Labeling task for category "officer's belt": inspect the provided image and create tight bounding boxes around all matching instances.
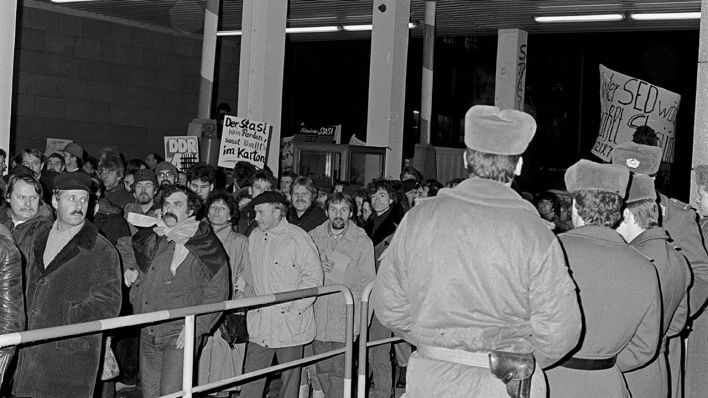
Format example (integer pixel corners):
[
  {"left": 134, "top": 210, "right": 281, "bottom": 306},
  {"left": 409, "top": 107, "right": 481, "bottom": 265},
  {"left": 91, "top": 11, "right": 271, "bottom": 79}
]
[
  {"left": 560, "top": 356, "right": 616, "bottom": 370},
  {"left": 417, "top": 344, "right": 489, "bottom": 368}
]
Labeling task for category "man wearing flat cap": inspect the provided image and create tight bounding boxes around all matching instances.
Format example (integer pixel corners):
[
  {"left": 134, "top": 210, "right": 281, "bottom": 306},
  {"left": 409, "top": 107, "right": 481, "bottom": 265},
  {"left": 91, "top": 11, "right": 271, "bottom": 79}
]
[
  {"left": 617, "top": 173, "right": 691, "bottom": 398},
  {"left": 545, "top": 160, "right": 662, "bottom": 397},
  {"left": 372, "top": 105, "right": 582, "bottom": 397},
  {"left": 13, "top": 172, "right": 123, "bottom": 398},
  {"left": 240, "top": 191, "right": 323, "bottom": 398},
  {"left": 613, "top": 140, "right": 708, "bottom": 398}
]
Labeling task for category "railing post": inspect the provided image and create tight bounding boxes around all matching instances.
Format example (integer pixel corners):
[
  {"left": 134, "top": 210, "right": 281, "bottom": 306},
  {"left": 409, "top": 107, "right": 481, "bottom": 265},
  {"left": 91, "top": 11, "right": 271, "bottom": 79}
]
[
  {"left": 344, "top": 293, "right": 355, "bottom": 398},
  {"left": 358, "top": 282, "right": 375, "bottom": 398},
  {"left": 182, "top": 314, "right": 196, "bottom": 398}
]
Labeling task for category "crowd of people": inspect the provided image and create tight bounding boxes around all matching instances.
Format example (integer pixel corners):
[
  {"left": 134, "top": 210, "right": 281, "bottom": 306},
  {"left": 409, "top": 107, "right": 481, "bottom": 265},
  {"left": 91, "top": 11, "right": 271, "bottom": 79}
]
[
  {"left": 0, "top": 141, "right": 451, "bottom": 398},
  {"left": 0, "top": 103, "right": 707, "bottom": 398}
]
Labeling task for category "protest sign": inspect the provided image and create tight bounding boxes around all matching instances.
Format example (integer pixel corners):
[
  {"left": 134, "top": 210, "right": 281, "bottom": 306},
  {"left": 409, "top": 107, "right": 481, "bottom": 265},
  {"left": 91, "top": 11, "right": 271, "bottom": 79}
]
[
  {"left": 592, "top": 64, "right": 680, "bottom": 163},
  {"left": 280, "top": 136, "right": 294, "bottom": 170},
  {"left": 164, "top": 136, "right": 199, "bottom": 172},
  {"left": 218, "top": 116, "right": 272, "bottom": 169},
  {"left": 293, "top": 124, "right": 341, "bottom": 144},
  {"left": 45, "top": 138, "right": 73, "bottom": 157}
]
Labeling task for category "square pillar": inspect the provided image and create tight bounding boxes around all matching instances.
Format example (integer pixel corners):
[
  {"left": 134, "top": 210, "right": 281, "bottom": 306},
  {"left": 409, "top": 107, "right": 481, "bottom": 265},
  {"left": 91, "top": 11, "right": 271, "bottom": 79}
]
[{"left": 495, "top": 29, "right": 528, "bottom": 111}]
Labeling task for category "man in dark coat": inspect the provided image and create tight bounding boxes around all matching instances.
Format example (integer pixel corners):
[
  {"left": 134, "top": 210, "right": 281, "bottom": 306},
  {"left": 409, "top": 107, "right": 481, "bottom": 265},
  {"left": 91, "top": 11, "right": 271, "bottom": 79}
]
[
  {"left": 13, "top": 172, "right": 123, "bottom": 398},
  {"left": 287, "top": 176, "right": 327, "bottom": 233}
]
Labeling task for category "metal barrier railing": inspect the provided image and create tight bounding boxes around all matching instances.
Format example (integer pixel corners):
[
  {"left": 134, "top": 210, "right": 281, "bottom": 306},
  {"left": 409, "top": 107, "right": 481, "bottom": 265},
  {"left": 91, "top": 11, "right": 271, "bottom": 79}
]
[
  {"left": 357, "top": 281, "right": 403, "bottom": 398},
  {"left": 0, "top": 284, "right": 354, "bottom": 398}
]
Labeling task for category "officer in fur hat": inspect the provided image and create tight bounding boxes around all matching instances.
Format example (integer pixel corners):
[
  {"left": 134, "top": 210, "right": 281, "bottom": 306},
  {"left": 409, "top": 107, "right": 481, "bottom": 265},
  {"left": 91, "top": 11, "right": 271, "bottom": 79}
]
[
  {"left": 546, "top": 160, "right": 662, "bottom": 397},
  {"left": 372, "top": 105, "right": 582, "bottom": 397}
]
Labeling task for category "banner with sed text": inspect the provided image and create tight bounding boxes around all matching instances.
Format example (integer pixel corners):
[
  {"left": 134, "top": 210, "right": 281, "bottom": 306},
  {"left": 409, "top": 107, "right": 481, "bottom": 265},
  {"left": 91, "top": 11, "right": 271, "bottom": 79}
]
[
  {"left": 592, "top": 64, "right": 680, "bottom": 163},
  {"left": 164, "top": 136, "right": 199, "bottom": 172},
  {"left": 218, "top": 116, "right": 272, "bottom": 169}
]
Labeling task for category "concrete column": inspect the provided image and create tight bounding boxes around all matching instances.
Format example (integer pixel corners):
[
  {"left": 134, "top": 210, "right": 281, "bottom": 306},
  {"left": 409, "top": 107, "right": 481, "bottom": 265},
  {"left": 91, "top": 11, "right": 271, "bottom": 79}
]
[
  {"left": 494, "top": 29, "right": 528, "bottom": 111},
  {"left": 197, "top": 0, "right": 220, "bottom": 119},
  {"left": 0, "top": 4, "right": 18, "bottom": 157},
  {"left": 237, "top": 0, "right": 287, "bottom": 173},
  {"left": 366, "top": 0, "right": 411, "bottom": 178},
  {"left": 691, "top": 0, "right": 708, "bottom": 203},
  {"left": 420, "top": 1, "right": 435, "bottom": 145}
]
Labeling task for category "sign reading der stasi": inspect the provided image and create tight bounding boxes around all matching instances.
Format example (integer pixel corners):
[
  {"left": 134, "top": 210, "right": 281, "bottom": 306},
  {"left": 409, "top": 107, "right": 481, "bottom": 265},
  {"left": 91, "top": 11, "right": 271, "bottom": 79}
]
[{"left": 218, "top": 115, "right": 272, "bottom": 169}]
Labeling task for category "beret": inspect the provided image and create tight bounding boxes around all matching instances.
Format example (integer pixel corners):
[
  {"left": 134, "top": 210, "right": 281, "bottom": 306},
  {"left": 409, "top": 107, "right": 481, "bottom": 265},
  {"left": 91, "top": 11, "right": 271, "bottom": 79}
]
[
  {"left": 565, "top": 159, "right": 630, "bottom": 195},
  {"left": 696, "top": 165, "right": 708, "bottom": 187},
  {"left": 626, "top": 174, "right": 657, "bottom": 203},
  {"left": 54, "top": 172, "right": 91, "bottom": 192},
  {"left": 464, "top": 105, "right": 537, "bottom": 155},
  {"left": 611, "top": 142, "right": 662, "bottom": 175},
  {"left": 155, "top": 161, "right": 178, "bottom": 175},
  {"left": 62, "top": 142, "right": 84, "bottom": 159},
  {"left": 133, "top": 169, "right": 157, "bottom": 186},
  {"left": 250, "top": 191, "right": 286, "bottom": 207}
]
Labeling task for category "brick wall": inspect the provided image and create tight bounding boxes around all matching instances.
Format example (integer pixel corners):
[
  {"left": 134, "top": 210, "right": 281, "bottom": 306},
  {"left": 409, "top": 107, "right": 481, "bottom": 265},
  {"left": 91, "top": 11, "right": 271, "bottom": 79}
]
[{"left": 13, "top": 4, "right": 239, "bottom": 162}]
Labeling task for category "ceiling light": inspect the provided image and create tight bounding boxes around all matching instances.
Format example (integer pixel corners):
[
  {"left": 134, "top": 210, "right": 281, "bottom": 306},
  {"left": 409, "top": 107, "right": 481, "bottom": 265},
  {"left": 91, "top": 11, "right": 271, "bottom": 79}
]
[
  {"left": 343, "top": 22, "right": 417, "bottom": 31},
  {"left": 285, "top": 26, "right": 340, "bottom": 34},
  {"left": 535, "top": 14, "right": 625, "bottom": 23},
  {"left": 217, "top": 30, "right": 242, "bottom": 37},
  {"left": 630, "top": 12, "right": 700, "bottom": 20},
  {"left": 51, "top": 0, "right": 97, "bottom": 2}
]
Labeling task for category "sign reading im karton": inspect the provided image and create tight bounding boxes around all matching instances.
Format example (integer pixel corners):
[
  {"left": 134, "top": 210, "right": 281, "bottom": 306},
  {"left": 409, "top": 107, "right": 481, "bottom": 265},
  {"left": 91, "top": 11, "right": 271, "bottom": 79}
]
[
  {"left": 218, "top": 115, "right": 272, "bottom": 169},
  {"left": 592, "top": 64, "right": 680, "bottom": 163}
]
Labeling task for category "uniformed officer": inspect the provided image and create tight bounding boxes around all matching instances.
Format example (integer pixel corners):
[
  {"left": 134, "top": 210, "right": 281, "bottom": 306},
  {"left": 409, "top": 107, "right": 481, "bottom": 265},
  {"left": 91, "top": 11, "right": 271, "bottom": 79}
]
[
  {"left": 372, "top": 105, "right": 582, "bottom": 397},
  {"left": 546, "top": 159, "right": 662, "bottom": 397},
  {"left": 616, "top": 173, "right": 691, "bottom": 398}
]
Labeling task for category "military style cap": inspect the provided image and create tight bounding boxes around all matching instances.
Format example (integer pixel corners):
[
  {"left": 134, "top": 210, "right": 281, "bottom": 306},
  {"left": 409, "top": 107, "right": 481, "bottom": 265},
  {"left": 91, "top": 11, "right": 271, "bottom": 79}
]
[
  {"left": 611, "top": 142, "right": 662, "bottom": 175},
  {"left": 250, "top": 191, "right": 286, "bottom": 207},
  {"left": 62, "top": 142, "right": 84, "bottom": 159},
  {"left": 54, "top": 172, "right": 91, "bottom": 192},
  {"left": 154, "top": 161, "right": 178, "bottom": 175},
  {"left": 626, "top": 174, "right": 657, "bottom": 203},
  {"left": 133, "top": 169, "right": 157, "bottom": 186},
  {"left": 696, "top": 165, "right": 708, "bottom": 187},
  {"left": 564, "top": 159, "right": 630, "bottom": 195},
  {"left": 464, "top": 105, "right": 537, "bottom": 155}
]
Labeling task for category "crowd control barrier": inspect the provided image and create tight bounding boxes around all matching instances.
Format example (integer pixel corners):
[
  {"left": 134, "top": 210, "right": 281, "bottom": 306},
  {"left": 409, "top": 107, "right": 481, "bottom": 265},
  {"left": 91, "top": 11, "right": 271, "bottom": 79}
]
[
  {"left": 357, "top": 281, "right": 404, "bottom": 398},
  {"left": 0, "top": 284, "right": 354, "bottom": 398}
]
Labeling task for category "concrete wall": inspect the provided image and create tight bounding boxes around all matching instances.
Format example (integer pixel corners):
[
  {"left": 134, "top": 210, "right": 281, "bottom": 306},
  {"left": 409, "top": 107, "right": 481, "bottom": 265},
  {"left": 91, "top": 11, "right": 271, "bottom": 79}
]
[{"left": 12, "top": 4, "right": 239, "bottom": 162}]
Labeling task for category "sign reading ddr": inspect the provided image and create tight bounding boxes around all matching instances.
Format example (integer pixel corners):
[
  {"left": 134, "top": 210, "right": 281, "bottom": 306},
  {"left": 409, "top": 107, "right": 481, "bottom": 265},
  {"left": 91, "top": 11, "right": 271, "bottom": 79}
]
[
  {"left": 164, "top": 136, "right": 199, "bottom": 172},
  {"left": 592, "top": 64, "right": 680, "bottom": 163},
  {"left": 218, "top": 115, "right": 272, "bottom": 169}
]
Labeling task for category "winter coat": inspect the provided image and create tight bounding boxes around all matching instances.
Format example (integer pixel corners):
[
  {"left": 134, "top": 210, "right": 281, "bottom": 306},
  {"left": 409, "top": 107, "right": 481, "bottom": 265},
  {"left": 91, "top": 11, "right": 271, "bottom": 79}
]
[
  {"left": 0, "top": 206, "right": 53, "bottom": 265},
  {"left": 0, "top": 229, "right": 24, "bottom": 383},
  {"left": 686, "top": 217, "right": 708, "bottom": 398},
  {"left": 287, "top": 203, "right": 327, "bottom": 233},
  {"left": 624, "top": 227, "right": 691, "bottom": 398},
  {"left": 546, "top": 225, "right": 662, "bottom": 398},
  {"left": 372, "top": 178, "right": 581, "bottom": 397},
  {"left": 310, "top": 220, "right": 376, "bottom": 341},
  {"left": 246, "top": 218, "right": 323, "bottom": 348},
  {"left": 13, "top": 221, "right": 122, "bottom": 398}
]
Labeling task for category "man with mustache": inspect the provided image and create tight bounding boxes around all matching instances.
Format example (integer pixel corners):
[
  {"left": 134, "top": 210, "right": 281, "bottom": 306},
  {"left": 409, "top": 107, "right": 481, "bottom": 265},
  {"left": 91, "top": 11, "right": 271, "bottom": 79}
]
[
  {"left": 309, "top": 192, "right": 376, "bottom": 398},
  {"left": 120, "top": 185, "right": 229, "bottom": 398},
  {"left": 13, "top": 172, "right": 123, "bottom": 398},
  {"left": 154, "top": 161, "right": 178, "bottom": 187},
  {"left": 287, "top": 176, "right": 327, "bottom": 233}
]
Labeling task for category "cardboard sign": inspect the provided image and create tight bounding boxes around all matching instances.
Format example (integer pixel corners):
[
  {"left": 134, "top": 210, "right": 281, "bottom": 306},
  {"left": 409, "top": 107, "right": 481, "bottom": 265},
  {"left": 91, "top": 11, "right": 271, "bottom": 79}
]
[
  {"left": 280, "top": 136, "right": 294, "bottom": 170},
  {"left": 218, "top": 116, "right": 272, "bottom": 169},
  {"left": 45, "top": 138, "right": 73, "bottom": 157},
  {"left": 164, "top": 136, "right": 199, "bottom": 172},
  {"left": 592, "top": 64, "right": 680, "bottom": 163},
  {"left": 293, "top": 124, "right": 341, "bottom": 144}
]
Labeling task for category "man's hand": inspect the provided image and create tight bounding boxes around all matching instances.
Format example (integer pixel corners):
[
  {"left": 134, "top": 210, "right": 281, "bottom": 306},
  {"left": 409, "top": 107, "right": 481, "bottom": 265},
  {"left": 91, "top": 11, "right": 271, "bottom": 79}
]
[
  {"left": 124, "top": 269, "right": 139, "bottom": 287},
  {"left": 321, "top": 254, "right": 334, "bottom": 273},
  {"left": 176, "top": 327, "right": 185, "bottom": 349}
]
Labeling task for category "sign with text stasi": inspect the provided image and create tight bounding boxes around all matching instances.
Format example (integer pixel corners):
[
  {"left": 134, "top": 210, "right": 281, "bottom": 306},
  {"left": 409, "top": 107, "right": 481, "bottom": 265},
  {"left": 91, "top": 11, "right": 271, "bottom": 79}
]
[
  {"left": 218, "top": 115, "right": 272, "bottom": 169},
  {"left": 592, "top": 64, "right": 680, "bottom": 163}
]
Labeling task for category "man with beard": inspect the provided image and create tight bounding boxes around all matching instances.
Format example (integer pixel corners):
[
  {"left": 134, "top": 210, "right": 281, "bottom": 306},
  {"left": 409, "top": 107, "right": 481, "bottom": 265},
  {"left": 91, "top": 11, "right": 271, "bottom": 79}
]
[
  {"left": 154, "top": 161, "right": 178, "bottom": 187},
  {"left": 240, "top": 191, "right": 323, "bottom": 398},
  {"left": 287, "top": 177, "right": 327, "bottom": 233},
  {"left": 309, "top": 192, "right": 376, "bottom": 397},
  {"left": 124, "top": 169, "right": 160, "bottom": 217},
  {"left": 13, "top": 172, "right": 123, "bottom": 398},
  {"left": 121, "top": 185, "right": 229, "bottom": 398}
]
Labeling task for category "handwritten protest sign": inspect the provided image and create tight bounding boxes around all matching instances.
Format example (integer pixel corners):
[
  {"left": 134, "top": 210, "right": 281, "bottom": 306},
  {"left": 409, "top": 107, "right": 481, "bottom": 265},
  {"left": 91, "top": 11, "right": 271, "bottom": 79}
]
[
  {"left": 592, "top": 64, "right": 680, "bottom": 163},
  {"left": 164, "top": 136, "right": 199, "bottom": 172},
  {"left": 218, "top": 116, "right": 272, "bottom": 169},
  {"left": 280, "top": 136, "right": 294, "bottom": 170},
  {"left": 45, "top": 138, "right": 73, "bottom": 157}
]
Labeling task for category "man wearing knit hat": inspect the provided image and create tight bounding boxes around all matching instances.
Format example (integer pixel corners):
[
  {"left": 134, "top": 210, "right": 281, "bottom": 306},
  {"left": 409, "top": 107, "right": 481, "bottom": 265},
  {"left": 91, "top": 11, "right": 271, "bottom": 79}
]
[
  {"left": 61, "top": 142, "right": 84, "bottom": 173},
  {"left": 372, "top": 105, "right": 581, "bottom": 397},
  {"left": 240, "top": 191, "right": 323, "bottom": 398},
  {"left": 124, "top": 169, "right": 160, "bottom": 217},
  {"left": 155, "top": 161, "right": 178, "bottom": 187},
  {"left": 617, "top": 173, "right": 691, "bottom": 398},
  {"left": 545, "top": 160, "right": 662, "bottom": 397},
  {"left": 13, "top": 172, "right": 122, "bottom": 398}
]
